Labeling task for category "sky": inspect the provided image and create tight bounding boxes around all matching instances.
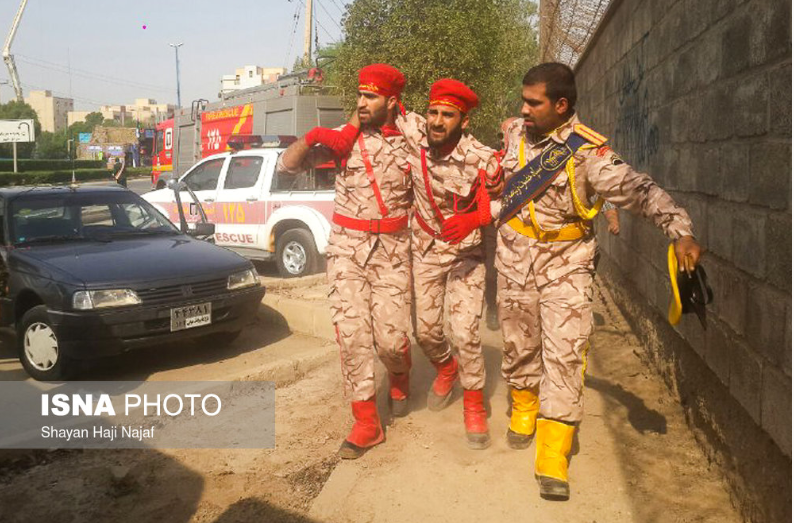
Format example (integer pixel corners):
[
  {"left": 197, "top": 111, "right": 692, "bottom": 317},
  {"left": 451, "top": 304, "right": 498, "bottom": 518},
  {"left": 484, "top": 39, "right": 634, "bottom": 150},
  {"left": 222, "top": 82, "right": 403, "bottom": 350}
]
[{"left": 0, "top": 0, "right": 345, "bottom": 110}]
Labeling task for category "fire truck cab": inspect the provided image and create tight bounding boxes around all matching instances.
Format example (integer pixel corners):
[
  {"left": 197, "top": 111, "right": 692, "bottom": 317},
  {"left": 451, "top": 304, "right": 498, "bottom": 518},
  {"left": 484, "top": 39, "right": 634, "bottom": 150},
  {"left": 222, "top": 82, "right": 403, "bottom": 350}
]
[
  {"left": 151, "top": 119, "right": 174, "bottom": 189},
  {"left": 143, "top": 135, "right": 335, "bottom": 278}
]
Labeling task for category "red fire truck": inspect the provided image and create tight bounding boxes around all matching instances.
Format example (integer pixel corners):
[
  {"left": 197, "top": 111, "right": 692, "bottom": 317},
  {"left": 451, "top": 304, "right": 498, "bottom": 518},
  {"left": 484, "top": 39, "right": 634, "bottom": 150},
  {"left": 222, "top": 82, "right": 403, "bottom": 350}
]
[
  {"left": 151, "top": 103, "right": 256, "bottom": 189},
  {"left": 150, "top": 74, "right": 345, "bottom": 189},
  {"left": 151, "top": 118, "right": 174, "bottom": 188}
]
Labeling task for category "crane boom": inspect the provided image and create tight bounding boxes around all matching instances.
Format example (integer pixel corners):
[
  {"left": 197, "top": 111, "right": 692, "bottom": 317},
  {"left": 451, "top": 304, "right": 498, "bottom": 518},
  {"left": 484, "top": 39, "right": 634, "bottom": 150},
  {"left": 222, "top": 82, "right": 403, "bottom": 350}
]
[{"left": 3, "top": 0, "right": 29, "bottom": 102}]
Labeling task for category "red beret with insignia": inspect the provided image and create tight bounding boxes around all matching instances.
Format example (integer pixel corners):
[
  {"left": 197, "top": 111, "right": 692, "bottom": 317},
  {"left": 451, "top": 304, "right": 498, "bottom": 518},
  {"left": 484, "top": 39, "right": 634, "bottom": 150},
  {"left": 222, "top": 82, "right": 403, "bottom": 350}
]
[
  {"left": 358, "top": 64, "right": 405, "bottom": 98},
  {"left": 429, "top": 78, "right": 479, "bottom": 114}
]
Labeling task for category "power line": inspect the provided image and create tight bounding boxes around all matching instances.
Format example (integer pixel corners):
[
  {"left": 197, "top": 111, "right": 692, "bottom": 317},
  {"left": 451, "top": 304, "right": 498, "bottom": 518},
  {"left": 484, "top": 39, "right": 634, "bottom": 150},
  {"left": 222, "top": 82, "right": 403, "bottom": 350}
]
[
  {"left": 329, "top": 0, "right": 347, "bottom": 15},
  {"left": 17, "top": 57, "right": 174, "bottom": 95},
  {"left": 283, "top": 0, "right": 303, "bottom": 69},
  {"left": 315, "top": 0, "right": 343, "bottom": 31},
  {"left": 296, "top": 0, "right": 340, "bottom": 44},
  {"left": 16, "top": 53, "right": 173, "bottom": 93},
  {"left": 315, "top": 18, "right": 338, "bottom": 43},
  {"left": 20, "top": 81, "right": 120, "bottom": 109}
]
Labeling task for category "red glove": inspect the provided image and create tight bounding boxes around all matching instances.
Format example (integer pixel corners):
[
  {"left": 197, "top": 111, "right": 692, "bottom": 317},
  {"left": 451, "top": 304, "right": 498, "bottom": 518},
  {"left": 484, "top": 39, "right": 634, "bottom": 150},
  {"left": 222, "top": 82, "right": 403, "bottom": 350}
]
[
  {"left": 441, "top": 212, "right": 483, "bottom": 244},
  {"left": 442, "top": 175, "right": 493, "bottom": 244},
  {"left": 304, "top": 123, "right": 359, "bottom": 159},
  {"left": 441, "top": 184, "right": 491, "bottom": 245}
]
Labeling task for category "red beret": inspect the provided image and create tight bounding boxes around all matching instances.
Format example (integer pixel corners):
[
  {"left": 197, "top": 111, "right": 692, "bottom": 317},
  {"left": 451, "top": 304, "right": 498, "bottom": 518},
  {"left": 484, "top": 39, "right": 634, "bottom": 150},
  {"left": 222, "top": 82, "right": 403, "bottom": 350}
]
[
  {"left": 358, "top": 64, "right": 405, "bottom": 98},
  {"left": 429, "top": 78, "right": 479, "bottom": 114}
]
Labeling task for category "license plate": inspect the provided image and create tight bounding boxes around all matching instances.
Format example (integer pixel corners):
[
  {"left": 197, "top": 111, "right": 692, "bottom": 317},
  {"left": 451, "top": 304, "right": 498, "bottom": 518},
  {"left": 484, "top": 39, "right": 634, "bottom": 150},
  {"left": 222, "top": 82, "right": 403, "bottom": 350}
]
[{"left": 170, "top": 302, "right": 212, "bottom": 332}]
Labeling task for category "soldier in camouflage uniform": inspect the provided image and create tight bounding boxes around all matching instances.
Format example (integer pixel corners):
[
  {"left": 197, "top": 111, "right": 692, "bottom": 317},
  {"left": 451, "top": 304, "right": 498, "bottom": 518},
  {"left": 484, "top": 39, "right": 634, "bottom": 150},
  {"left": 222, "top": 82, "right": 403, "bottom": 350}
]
[
  {"left": 493, "top": 63, "right": 702, "bottom": 499},
  {"left": 278, "top": 64, "right": 413, "bottom": 460},
  {"left": 396, "top": 79, "right": 502, "bottom": 449}
]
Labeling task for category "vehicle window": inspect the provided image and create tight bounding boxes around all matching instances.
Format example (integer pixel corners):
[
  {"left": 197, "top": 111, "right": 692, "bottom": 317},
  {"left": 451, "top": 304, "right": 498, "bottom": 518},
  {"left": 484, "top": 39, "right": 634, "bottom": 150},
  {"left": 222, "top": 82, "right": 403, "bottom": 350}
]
[
  {"left": 13, "top": 200, "right": 76, "bottom": 243},
  {"left": 10, "top": 192, "right": 177, "bottom": 244},
  {"left": 224, "top": 156, "right": 263, "bottom": 189},
  {"left": 121, "top": 202, "right": 164, "bottom": 229},
  {"left": 272, "top": 166, "right": 337, "bottom": 192},
  {"left": 184, "top": 158, "right": 224, "bottom": 191},
  {"left": 154, "top": 130, "right": 163, "bottom": 155},
  {"left": 314, "top": 167, "right": 336, "bottom": 191},
  {"left": 81, "top": 205, "right": 115, "bottom": 226}
]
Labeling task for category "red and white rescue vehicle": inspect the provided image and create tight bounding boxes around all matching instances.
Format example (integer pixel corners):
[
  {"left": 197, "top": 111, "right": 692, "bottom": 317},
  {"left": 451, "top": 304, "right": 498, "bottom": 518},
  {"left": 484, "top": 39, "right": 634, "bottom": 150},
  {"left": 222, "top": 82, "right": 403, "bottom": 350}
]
[{"left": 143, "top": 135, "right": 336, "bottom": 278}]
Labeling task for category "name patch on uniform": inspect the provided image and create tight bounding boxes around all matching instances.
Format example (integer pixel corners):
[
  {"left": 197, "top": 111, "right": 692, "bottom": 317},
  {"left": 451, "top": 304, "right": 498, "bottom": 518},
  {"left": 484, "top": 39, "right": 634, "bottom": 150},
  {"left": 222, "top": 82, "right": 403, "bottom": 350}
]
[{"left": 499, "top": 133, "right": 589, "bottom": 222}]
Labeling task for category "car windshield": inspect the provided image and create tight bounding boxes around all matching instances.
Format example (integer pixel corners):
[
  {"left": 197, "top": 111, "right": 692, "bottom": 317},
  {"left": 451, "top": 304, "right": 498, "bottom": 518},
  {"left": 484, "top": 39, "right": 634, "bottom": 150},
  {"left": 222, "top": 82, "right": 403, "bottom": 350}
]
[{"left": 10, "top": 191, "right": 179, "bottom": 245}]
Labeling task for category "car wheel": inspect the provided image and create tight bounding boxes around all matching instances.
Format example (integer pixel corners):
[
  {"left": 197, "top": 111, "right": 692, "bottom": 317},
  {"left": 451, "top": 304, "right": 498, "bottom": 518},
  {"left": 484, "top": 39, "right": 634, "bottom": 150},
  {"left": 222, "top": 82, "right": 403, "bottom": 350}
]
[
  {"left": 200, "top": 330, "right": 242, "bottom": 347},
  {"left": 18, "top": 305, "right": 72, "bottom": 381},
  {"left": 276, "top": 228, "right": 318, "bottom": 278}
]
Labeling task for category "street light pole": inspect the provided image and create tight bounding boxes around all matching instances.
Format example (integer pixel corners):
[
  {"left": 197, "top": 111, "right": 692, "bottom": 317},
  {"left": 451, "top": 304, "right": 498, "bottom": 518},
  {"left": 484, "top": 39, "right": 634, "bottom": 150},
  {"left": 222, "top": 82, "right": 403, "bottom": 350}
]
[{"left": 169, "top": 42, "right": 183, "bottom": 108}]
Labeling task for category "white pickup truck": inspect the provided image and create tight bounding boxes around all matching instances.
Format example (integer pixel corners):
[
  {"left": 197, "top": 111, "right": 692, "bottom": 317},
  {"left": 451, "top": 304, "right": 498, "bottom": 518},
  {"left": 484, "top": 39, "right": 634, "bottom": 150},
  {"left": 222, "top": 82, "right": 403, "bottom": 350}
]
[{"left": 143, "top": 136, "right": 335, "bottom": 278}]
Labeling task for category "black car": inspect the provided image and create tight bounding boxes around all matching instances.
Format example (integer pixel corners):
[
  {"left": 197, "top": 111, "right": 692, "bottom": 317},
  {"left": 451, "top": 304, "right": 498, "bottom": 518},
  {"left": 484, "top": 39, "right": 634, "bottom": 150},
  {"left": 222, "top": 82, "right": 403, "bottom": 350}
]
[{"left": 0, "top": 185, "right": 265, "bottom": 380}]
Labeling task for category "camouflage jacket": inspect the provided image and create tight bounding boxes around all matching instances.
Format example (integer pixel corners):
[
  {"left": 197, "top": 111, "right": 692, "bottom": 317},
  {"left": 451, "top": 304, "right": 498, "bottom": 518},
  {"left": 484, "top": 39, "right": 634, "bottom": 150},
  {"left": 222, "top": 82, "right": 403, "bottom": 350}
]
[
  {"left": 397, "top": 112, "right": 499, "bottom": 262},
  {"left": 277, "top": 128, "right": 412, "bottom": 267},
  {"left": 493, "top": 114, "right": 694, "bottom": 286}
]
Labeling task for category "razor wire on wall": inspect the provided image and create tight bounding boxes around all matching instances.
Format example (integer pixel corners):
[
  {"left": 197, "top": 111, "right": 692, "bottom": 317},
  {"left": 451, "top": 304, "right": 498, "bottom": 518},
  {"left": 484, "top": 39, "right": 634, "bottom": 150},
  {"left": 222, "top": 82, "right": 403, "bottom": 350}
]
[{"left": 539, "top": 0, "right": 611, "bottom": 66}]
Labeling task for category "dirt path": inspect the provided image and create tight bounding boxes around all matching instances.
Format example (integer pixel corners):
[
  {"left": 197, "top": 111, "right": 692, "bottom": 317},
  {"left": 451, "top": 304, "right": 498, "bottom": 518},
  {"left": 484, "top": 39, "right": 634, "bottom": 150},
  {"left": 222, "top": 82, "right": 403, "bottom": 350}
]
[
  {"left": 0, "top": 331, "right": 346, "bottom": 523},
  {"left": 308, "top": 280, "right": 741, "bottom": 523},
  {"left": 0, "top": 280, "right": 741, "bottom": 522}
]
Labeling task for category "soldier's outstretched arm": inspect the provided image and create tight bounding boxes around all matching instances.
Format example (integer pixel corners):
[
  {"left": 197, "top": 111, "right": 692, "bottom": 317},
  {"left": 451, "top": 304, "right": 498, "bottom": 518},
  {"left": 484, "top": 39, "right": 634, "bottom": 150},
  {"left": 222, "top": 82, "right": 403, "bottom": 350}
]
[
  {"left": 394, "top": 112, "right": 424, "bottom": 154},
  {"left": 279, "top": 114, "right": 361, "bottom": 174},
  {"left": 278, "top": 136, "right": 336, "bottom": 174},
  {"left": 586, "top": 151, "right": 702, "bottom": 271}
]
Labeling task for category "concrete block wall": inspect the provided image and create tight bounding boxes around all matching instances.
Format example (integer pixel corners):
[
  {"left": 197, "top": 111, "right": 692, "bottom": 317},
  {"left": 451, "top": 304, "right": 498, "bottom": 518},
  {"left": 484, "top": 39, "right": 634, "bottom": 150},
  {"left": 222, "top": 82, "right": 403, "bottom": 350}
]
[{"left": 574, "top": 0, "right": 790, "bottom": 520}]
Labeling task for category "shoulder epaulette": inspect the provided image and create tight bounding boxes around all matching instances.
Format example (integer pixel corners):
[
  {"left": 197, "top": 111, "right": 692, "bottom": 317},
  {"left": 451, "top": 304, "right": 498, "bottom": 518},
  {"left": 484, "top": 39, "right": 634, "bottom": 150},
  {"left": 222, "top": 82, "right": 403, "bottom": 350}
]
[{"left": 573, "top": 123, "right": 607, "bottom": 146}]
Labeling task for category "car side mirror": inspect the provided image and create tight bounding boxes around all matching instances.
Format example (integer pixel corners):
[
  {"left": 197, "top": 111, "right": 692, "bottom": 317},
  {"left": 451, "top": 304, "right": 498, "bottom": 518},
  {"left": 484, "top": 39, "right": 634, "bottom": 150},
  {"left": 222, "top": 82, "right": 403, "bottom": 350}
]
[
  {"left": 166, "top": 178, "right": 179, "bottom": 191},
  {"left": 189, "top": 222, "right": 215, "bottom": 237}
]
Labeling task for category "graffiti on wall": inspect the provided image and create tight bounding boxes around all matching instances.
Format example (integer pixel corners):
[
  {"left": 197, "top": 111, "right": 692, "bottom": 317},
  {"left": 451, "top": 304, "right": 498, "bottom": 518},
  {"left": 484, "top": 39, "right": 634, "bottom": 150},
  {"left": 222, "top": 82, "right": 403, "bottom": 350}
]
[{"left": 614, "top": 36, "right": 658, "bottom": 168}]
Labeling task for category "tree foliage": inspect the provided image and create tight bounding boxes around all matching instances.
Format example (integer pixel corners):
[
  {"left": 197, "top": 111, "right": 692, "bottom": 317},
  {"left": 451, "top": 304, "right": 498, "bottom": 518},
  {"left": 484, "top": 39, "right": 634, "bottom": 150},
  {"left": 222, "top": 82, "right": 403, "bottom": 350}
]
[
  {"left": 0, "top": 101, "right": 41, "bottom": 159},
  {"left": 34, "top": 131, "right": 72, "bottom": 159},
  {"left": 332, "top": 0, "right": 539, "bottom": 146},
  {"left": 67, "top": 111, "right": 105, "bottom": 136}
]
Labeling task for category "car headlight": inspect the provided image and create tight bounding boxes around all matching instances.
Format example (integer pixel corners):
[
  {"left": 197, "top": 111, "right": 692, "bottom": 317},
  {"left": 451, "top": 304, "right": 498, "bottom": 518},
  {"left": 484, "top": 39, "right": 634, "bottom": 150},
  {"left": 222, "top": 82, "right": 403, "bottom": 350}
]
[
  {"left": 228, "top": 268, "right": 259, "bottom": 290},
  {"left": 73, "top": 289, "right": 142, "bottom": 310}
]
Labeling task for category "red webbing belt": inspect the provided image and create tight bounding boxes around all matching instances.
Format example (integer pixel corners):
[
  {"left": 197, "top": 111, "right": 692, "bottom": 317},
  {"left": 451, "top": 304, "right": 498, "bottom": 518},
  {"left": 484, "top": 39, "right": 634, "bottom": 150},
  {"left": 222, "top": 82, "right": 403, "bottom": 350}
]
[
  {"left": 333, "top": 212, "right": 408, "bottom": 234},
  {"left": 414, "top": 212, "right": 444, "bottom": 240},
  {"left": 358, "top": 134, "right": 389, "bottom": 217},
  {"left": 420, "top": 148, "right": 446, "bottom": 223}
]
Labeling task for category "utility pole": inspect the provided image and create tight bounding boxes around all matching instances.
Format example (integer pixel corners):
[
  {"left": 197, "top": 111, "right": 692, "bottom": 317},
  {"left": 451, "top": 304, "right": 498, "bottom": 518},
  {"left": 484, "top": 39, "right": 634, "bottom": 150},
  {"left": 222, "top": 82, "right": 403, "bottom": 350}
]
[
  {"left": 169, "top": 43, "right": 183, "bottom": 108},
  {"left": 303, "top": 0, "right": 313, "bottom": 67}
]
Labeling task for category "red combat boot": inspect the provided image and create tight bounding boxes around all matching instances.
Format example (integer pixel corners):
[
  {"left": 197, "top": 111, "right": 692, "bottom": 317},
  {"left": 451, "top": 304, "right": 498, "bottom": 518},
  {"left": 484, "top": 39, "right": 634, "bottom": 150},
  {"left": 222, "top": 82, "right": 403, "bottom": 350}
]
[
  {"left": 338, "top": 398, "right": 385, "bottom": 460},
  {"left": 463, "top": 389, "right": 491, "bottom": 450},
  {"left": 389, "top": 341, "right": 412, "bottom": 418},
  {"left": 389, "top": 372, "right": 410, "bottom": 418},
  {"left": 427, "top": 355, "right": 459, "bottom": 411}
]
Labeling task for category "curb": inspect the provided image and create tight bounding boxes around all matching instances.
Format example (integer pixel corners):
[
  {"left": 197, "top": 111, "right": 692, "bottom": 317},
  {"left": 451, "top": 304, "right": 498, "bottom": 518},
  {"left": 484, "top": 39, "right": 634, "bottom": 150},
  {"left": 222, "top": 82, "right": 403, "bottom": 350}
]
[
  {"left": 259, "top": 294, "right": 334, "bottom": 341},
  {"left": 237, "top": 341, "right": 337, "bottom": 388}
]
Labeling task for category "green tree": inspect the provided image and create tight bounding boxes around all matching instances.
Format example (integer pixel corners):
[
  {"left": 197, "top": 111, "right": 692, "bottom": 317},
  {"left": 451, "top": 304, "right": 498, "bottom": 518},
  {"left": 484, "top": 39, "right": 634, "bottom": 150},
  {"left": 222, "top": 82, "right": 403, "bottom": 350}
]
[
  {"left": 34, "top": 131, "right": 69, "bottom": 159},
  {"left": 332, "top": 0, "right": 538, "bottom": 145},
  {"left": 85, "top": 111, "right": 104, "bottom": 127},
  {"left": 68, "top": 111, "right": 105, "bottom": 136},
  {"left": 316, "top": 41, "right": 343, "bottom": 87},
  {"left": 0, "top": 100, "right": 41, "bottom": 159}
]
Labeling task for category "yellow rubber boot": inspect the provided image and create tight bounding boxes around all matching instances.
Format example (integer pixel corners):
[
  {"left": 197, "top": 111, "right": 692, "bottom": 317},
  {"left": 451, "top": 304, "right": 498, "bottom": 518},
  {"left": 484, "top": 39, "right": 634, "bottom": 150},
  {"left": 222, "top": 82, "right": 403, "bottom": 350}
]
[
  {"left": 535, "top": 418, "right": 575, "bottom": 500},
  {"left": 506, "top": 388, "right": 540, "bottom": 450}
]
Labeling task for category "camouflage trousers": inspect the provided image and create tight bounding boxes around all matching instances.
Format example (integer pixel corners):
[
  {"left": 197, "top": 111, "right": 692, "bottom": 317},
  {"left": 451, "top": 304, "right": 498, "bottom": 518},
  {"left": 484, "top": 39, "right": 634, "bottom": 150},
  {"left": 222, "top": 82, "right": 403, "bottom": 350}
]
[
  {"left": 328, "top": 251, "right": 412, "bottom": 402},
  {"left": 413, "top": 246, "right": 486, "bottom": 391},
  {"left": 497, "top": 268, "right": 594, "bottom": 422}
]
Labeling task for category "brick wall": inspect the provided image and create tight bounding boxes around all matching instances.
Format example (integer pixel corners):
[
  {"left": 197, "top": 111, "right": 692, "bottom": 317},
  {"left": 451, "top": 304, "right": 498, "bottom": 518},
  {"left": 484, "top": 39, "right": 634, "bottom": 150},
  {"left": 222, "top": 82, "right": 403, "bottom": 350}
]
[{"left": 574, "top": 0, "right": 791, "bottom": 520}]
